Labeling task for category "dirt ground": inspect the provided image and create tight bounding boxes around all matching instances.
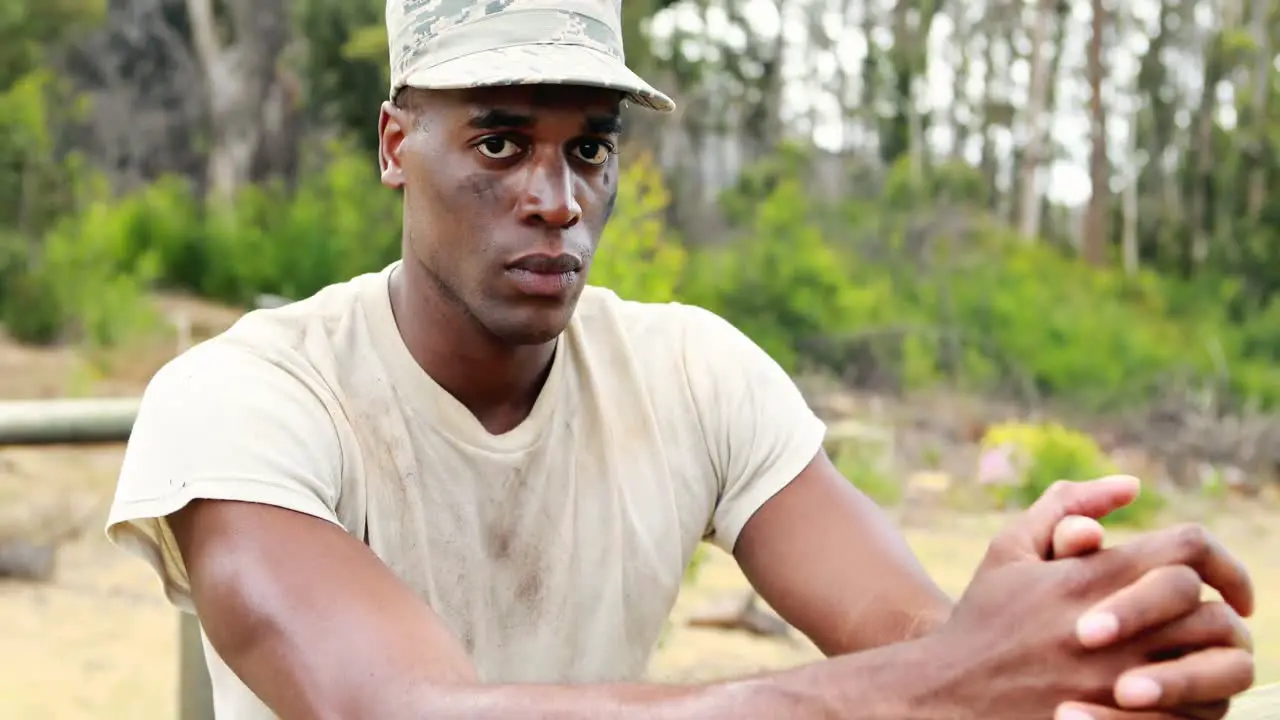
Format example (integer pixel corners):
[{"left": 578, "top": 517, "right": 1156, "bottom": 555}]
[{"left": 1, "top": 296, "right": 1278, "bottom": 718}]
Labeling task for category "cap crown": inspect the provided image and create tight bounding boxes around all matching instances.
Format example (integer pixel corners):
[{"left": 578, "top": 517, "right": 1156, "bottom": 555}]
[{"left": 387, "top": 0, "right": 627, "bottom": 88}]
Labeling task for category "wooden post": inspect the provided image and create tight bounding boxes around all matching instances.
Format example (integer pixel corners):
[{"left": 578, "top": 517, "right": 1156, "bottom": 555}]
[{"left": 179, "top": 613, "right": 215, "bottom": 720}]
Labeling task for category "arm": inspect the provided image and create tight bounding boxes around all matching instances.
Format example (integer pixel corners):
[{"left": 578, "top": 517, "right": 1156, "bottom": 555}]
[
  {"left": 172, "top": 496, "right": 957, "bottom": 720},
  {"left": 673, "top": 306, "right": 950, "bottom": 655},
  {"left": 734, "top": 449, "right": 953, "bottom": 655},
  {"left": 105, "top": 338, "right": 965, "bottom": 719}
]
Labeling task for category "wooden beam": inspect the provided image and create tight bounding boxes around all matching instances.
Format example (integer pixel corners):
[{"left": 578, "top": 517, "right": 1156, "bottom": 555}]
[
  {"left": 0, "top": 398, "right": 215, "bottom": 718},
  {"left": 1230, "top": 683, "right": 1280, "bottom": 720},
  {"left": 0, "top": 399, "right": 1273, "bottom": 717},
  {"left": 0, "top": 398, "right": 139, "bottom": 445}
]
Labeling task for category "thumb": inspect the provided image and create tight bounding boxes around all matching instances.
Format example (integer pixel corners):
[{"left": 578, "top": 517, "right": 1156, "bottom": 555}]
[
  {"left": 986, "top": 475, "right": 1140, "bottom": 566},
  {"left": 1050, "top": 514, "right": 1106, "bottom": 560}
]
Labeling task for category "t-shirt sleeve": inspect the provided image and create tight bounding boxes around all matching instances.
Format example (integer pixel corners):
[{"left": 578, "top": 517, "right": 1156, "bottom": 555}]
[
  {"left": 677, "top": 305, "right": 828, "bottom": 554},
  {"left": 104, "top": 342, "right": 345, "bottom": 613}
]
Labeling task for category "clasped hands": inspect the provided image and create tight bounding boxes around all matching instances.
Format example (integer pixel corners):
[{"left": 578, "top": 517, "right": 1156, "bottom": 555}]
[{"left": 956, "top": 475, "right": 1255, "bottom": 720}]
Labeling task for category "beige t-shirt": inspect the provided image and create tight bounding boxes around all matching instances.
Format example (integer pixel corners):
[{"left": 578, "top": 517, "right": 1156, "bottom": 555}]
[{"left": 105, "top": 261, "right": 826, "bottom": 718}]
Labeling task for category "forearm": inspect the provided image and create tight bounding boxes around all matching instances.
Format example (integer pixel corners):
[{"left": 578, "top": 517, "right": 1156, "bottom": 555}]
[
  {"left": 820, "top": 596, "right": 954, "bottom": 657},
  {"left": 395, "top": 636, "right": 960, "bottom": 720}
]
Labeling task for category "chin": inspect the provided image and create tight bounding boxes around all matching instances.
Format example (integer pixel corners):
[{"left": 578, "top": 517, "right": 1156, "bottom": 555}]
[{"left": 483, "top": 306, "right": 575, "bottom": 346}]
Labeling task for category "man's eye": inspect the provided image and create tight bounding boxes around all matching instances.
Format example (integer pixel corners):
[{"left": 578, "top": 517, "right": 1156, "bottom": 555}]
[
  {"left": 573, "top": 141, "right": 614, "bottom": 166},
  {"left": 476, "top": 137, "right": 521, "bottom": 159}
]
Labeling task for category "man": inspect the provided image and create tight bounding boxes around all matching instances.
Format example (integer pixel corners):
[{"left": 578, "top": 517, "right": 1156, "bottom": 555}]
[{"left": 105, "top": 1, "right": 1255, "bottom": 718}]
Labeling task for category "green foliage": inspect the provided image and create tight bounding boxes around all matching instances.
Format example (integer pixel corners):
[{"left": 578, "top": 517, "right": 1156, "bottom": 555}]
[
  {"left": 6, "top": 124, "right": 1280, "bottom": 428},
  {"left": 590, "top": 152, "right": 687, "bottom": 303},
  {"left": 4, "top": 165, "right": 163, "bottom": 348},
  {"left": 296, "top": 0, "right": 388, "bottom": 152},
  {"left": 195, "top": 139, "right": 402, "bottom": 304},
  {"left": 687, "top": 152, "right": 1280, "bottom": 413},
  {"left": 0, "top": 138, "right": 400, "bottom": 347},
  {"left": 830, "top": 440, "right": 902, "bottom": 506},
  {"left": 980, "top": 421, "right": 1164, "bottom": 528},
  {"left": 683, "top": 178, "right": 881, "bottom": 372}
]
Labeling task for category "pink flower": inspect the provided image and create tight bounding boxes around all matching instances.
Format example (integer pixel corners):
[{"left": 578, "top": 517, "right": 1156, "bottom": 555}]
[{"left": 977, "top": 445, "right": 1019, "bottom": 485}]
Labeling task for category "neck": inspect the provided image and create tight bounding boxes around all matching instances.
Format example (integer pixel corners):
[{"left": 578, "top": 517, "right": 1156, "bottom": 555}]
[{"left": 388, "top": 261, "right": 557, "bottom": 434}]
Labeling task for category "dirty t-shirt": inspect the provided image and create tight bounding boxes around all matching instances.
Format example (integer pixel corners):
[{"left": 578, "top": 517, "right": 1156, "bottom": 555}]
[{"left": 104, "top": 260, "right": 827, "bottom": 718}]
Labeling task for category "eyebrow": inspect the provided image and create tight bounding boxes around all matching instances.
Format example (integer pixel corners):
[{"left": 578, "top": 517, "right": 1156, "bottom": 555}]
[
  {"left": 467, "top": 109, "right": 534, "bottom": 130},
  {"left": 465, "top": 109, "right": 623, "bottom": 135},
  {"left": 585, "top": 114, "right": 623, "bottom": 136}
]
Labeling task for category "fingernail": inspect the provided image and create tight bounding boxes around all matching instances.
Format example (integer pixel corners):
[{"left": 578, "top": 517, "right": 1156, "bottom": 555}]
[
  {"left": 1055, "top": 707, "right": 1095, "bottom": 720},
  {"left": 1075, "top": 611, "right": 1119, "bottom": 647},
  {"left": 1116, "top": 675, "right": 1162, "bottom": 707}
]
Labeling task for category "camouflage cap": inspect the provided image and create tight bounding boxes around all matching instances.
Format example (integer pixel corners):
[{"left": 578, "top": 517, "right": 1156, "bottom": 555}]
[{"left": 386, "top": 0, "right": 676, "bottom": 112}]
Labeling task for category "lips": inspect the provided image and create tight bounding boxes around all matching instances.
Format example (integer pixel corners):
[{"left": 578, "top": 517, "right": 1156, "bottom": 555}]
[{"left": 505, "top": 253, "right": 583, "bottom": 298}]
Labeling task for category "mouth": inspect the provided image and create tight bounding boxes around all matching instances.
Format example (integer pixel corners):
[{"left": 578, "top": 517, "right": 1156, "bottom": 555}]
[{"left": 504, "top": 253, "right": 583, "bottom": 299}]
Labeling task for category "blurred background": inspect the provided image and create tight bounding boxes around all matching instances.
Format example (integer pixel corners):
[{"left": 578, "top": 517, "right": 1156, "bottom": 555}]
[{"left": 1, "top": 0, "right": 1278, "bottom": 716}]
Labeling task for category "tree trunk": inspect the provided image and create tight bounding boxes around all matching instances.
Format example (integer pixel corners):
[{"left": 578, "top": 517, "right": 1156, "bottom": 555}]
[
  {"left": 1082, "top": 0, "right": 1109, "bottom": 266},
  {"left": 1017, "top": 0, "right": 1054, "bottom": 241},
  {"left": 1246, "top": 0, "right": 1270, "bottom": 218},
  {"left": 186, "top": 0, "right": 292, "bottom": 203}
]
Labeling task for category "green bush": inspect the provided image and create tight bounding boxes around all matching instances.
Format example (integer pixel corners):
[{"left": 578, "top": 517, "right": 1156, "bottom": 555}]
[
  {"left": 682, "top": 178, "right": 880, "bottom": 372},
  {"left": 830, "top": 440, "right": 902, "bottom": 507},
  {"left": 2, "top": 170, "right": 164, "bottom": 348},
  {"left": 6, "top": 135, "right": 1280, "bottom": 422},
  {"left": 980, "top": 420, "right": 1164, "bottom": 528},
  {"left": 590, "top": 152, "right": 687, "bottom": 303},
  {"left": 196, "top": 138, "right": 403, "bottom": 304}
]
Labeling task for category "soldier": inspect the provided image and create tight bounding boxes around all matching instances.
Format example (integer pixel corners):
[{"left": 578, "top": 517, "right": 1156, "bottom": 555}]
[{"left": 105, "top": 1, "right": 1255, "bottom": 718}]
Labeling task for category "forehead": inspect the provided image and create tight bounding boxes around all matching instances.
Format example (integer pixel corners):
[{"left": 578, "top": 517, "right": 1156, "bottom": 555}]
[{"left": 419, "top": 85, "right": 623, "bottom": 120}]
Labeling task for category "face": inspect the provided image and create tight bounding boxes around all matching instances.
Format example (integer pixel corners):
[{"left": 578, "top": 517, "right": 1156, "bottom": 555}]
[{"left": 378, "top": 84, "right": 623, "bottom": 347}]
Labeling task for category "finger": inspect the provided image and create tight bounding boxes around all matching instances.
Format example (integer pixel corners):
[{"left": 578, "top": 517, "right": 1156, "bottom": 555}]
[
  {"left": 1171, "top": 701, "right": 1232, "bottom": 720},
  {"left": 1092, "top": 524, "right": 1254, "bottom": 618},
  {"left": 1057, "top": 701, "right": 1230, "bottom": 720},
  {"left": 1053, "top": 514, "right": 1107, "bottom": 560},
  {"left": 1075, "top": 565, "right": 1203, "bottom": 649},
  {"left": 1054, "top": 702, "right": 1178, "bottom": 720},
  {"left": 1114, "top": 647, "right": 1255, "bottom": 709},
  {"left": 1139, "top": 601, "right": 1253, "bottom": 657},
  {"left": 1174, "top": 701, "right": 1231, "bottom": 720},
  {"left": 988, "top": 475, "right": 1140, "bottom": 564}
]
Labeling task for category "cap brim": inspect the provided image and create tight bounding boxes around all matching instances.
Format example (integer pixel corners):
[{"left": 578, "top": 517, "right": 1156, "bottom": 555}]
[{"left": 397, "top": 43, "right": 675, "bottom": 113}]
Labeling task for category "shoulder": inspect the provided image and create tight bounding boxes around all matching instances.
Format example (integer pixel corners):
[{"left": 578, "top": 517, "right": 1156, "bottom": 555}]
[
  {"left": 153, "top": 266, "right": 389, "bottom": 395},
  {"left": 216, "top": 269, "right": 382, "bottom": 359},
  {"left": 132, "top": 268, "right": 395, "bottom": 462},
  {"left": 571, "top": 286, "right": 795, "bottom": 418},
  {"left": 574, "top": 285, "right": 749, "bottom": 357}
]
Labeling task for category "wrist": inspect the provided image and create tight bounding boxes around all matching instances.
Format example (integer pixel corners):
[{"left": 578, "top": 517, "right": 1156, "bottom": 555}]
[
  {"left": 743, "top": 634, "right": 973, "bottom": 720},
  {"left": 904, "top": 631, "right": 977, "bottom": 719}
]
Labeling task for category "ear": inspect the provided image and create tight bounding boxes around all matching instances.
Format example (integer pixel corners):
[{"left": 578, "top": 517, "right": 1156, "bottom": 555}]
[{"left": 379, "top": 101, "right": 409, "bottom": 189}]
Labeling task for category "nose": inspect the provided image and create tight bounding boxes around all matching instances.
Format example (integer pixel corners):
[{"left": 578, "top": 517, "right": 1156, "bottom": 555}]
[{"left": 517, "top": 153, "right": 582, "bottom": 229}]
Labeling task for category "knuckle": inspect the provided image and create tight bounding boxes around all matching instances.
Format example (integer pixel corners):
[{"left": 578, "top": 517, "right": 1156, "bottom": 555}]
[
  {"left": 1195, "top": 601, "right": 1239, "bottom": 642},
  {"left": 1158, "top": 564, "right": 1204, "bottom": 607},
  {"left": 1227, "top": 649, "right": 1257, "bottom": 692},
  {"left": 1044, "top": 479, "right": 1074, "bottom": 501},
  {"left": 984, "top": 534, "right": 1018, "bottom": 565},
  {"left": 1057, "top": 556, "right": 1092, "bottom": 595},
  {"left": 1173, "top": 522, "right": 1212, "bottom": 560}
]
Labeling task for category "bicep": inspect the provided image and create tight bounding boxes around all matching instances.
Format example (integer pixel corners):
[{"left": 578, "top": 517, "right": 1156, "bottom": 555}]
[
  {"left": 106, "top": 346, "right": 477, "bottom": 715},
  {"left": 733, "top": 449, "right": 953, "bottom": 656},
  {"left": 171, "top": 499, "right": 477, "bottom": 719},
  {"left": 676, "top": 306, "right": 951, "bottom": 652}
]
